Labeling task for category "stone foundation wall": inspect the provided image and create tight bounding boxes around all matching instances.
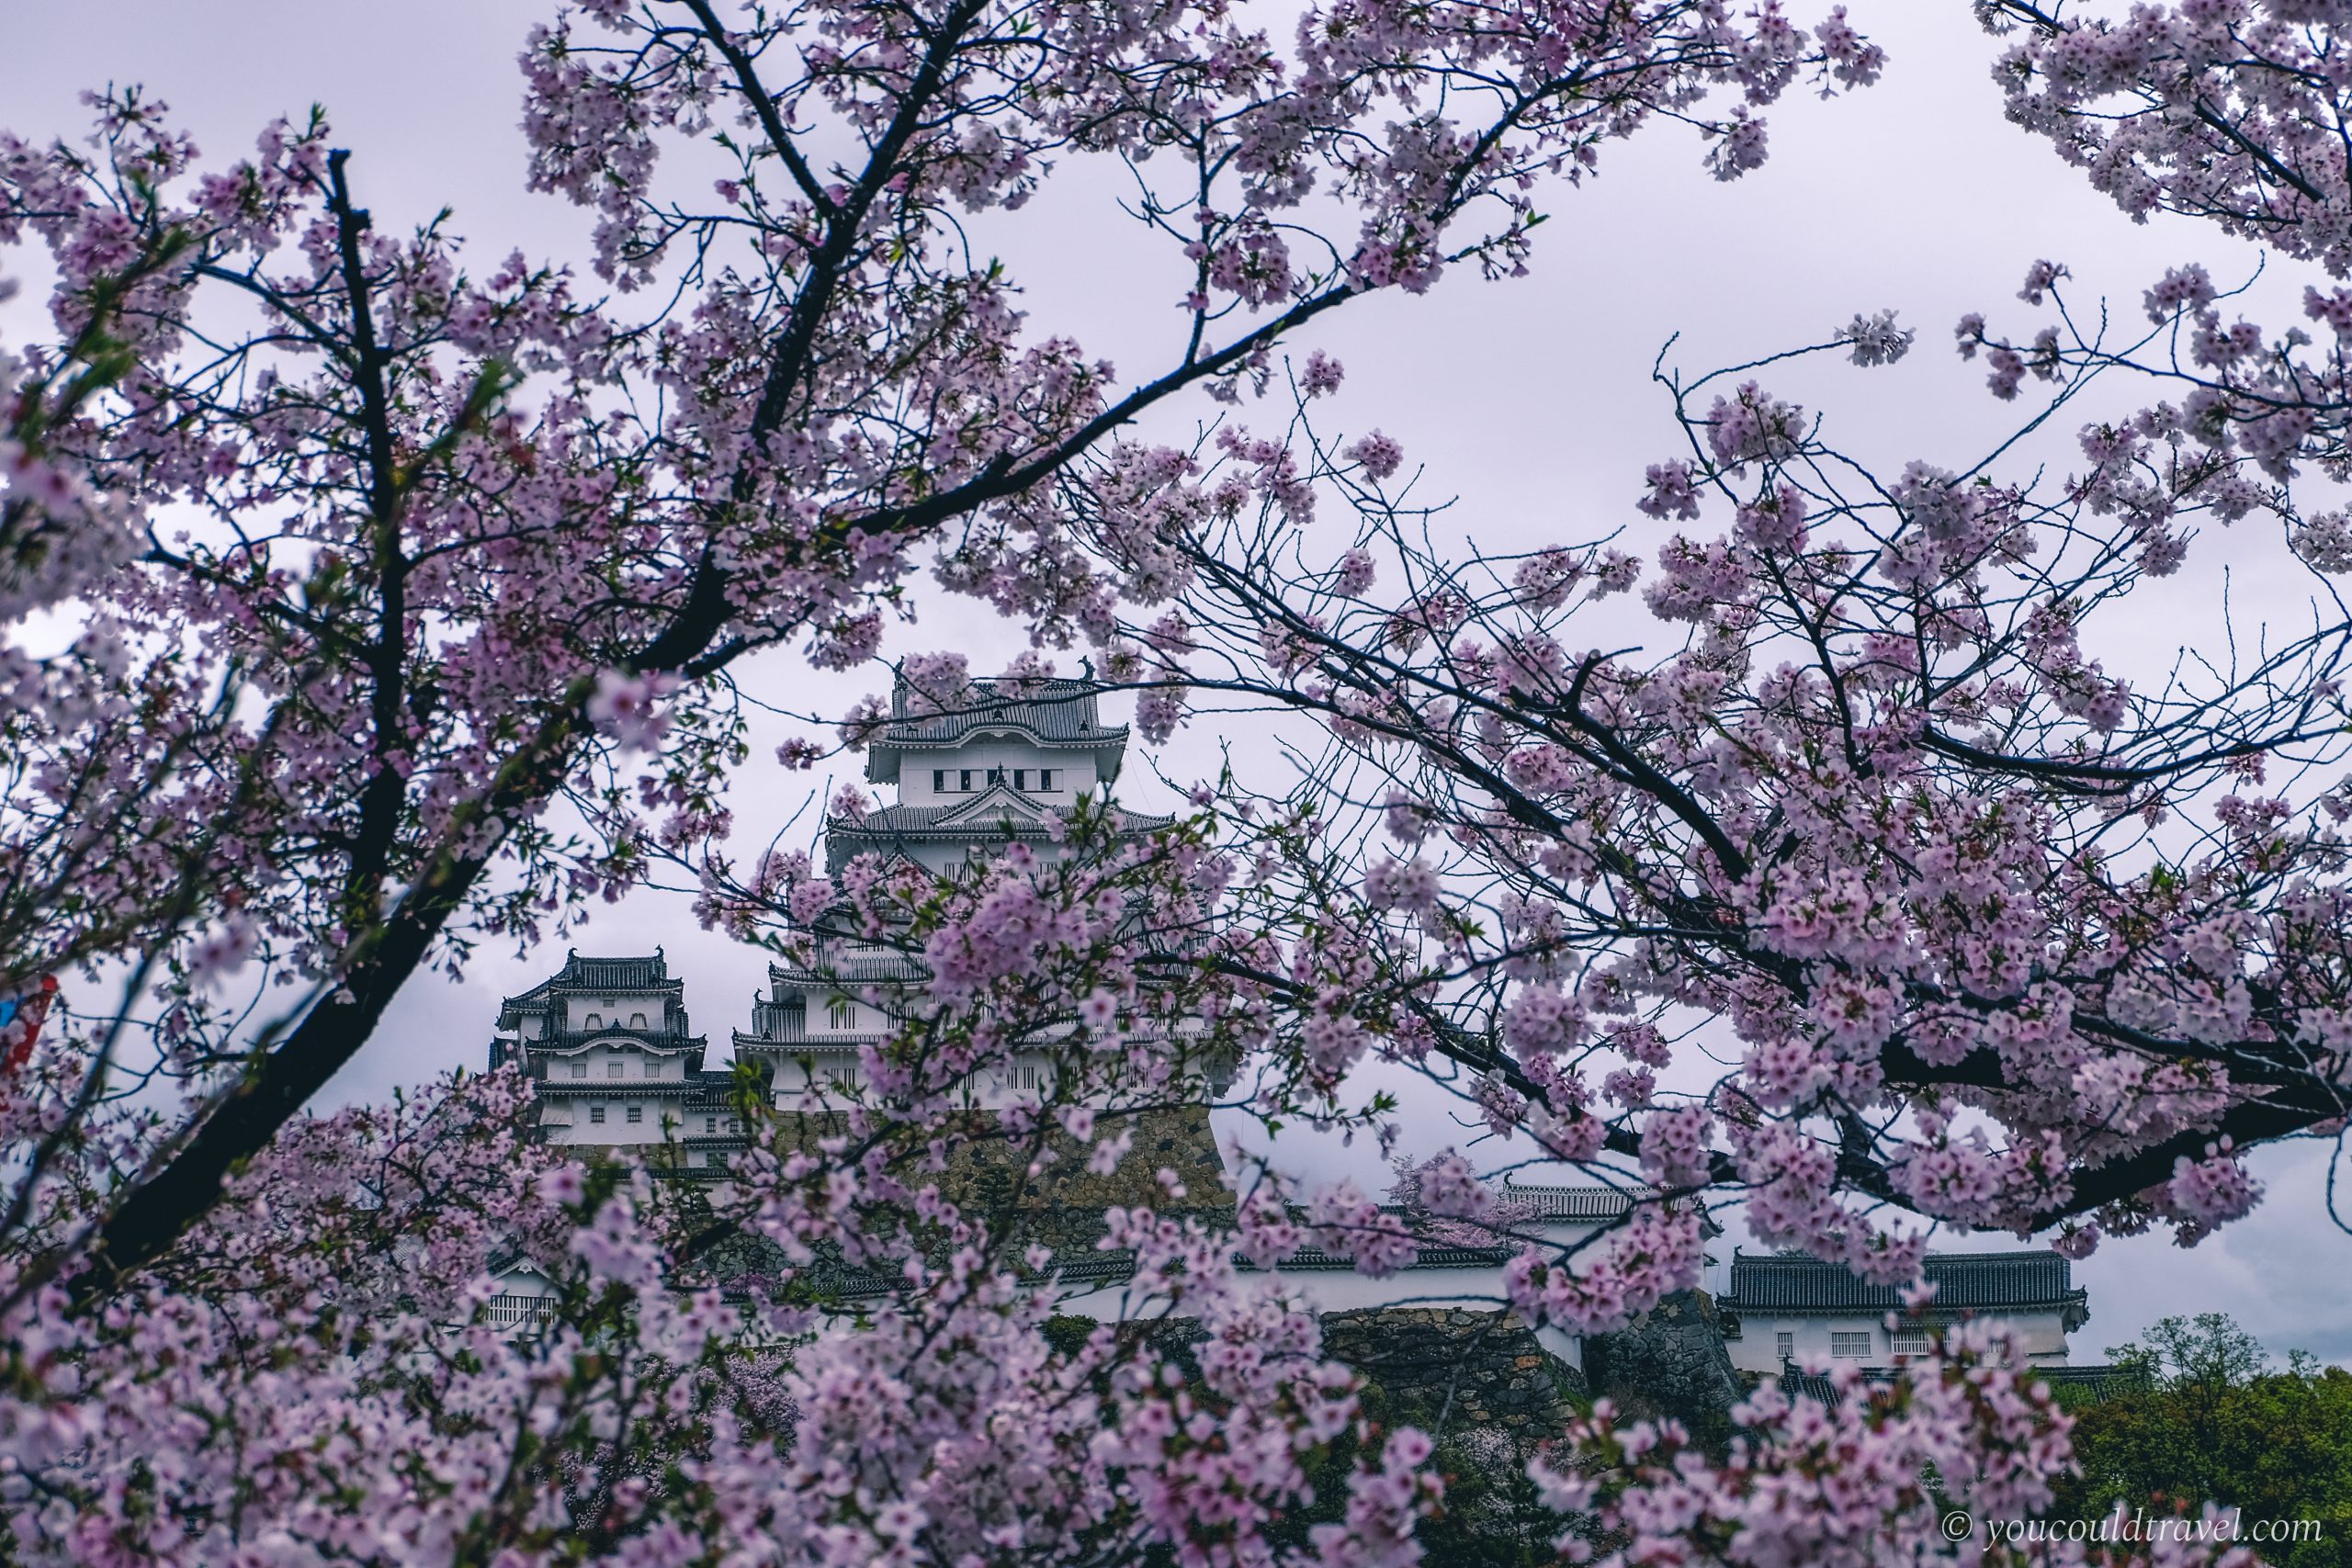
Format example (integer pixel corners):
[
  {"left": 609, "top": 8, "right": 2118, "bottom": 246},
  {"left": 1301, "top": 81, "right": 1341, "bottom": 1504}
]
[
  {"left": 1319, "top": 1307, "right": 1584, "bottom": 1438},
  {"left": 1578, "top": 1289, "right": 1744, "bottom": 1438}
]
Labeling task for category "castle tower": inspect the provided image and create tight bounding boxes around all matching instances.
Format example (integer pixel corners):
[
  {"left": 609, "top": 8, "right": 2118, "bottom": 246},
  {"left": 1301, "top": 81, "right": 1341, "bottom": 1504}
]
[
  {"left": 735, "top": 674, "right": 1180, "bottom": 1107},
  {"left": 492, "top": 949, "right": 747, "bottom": 1168},
  {"left": 825, "top": 675, "right": 1154, "bottom": 874}
]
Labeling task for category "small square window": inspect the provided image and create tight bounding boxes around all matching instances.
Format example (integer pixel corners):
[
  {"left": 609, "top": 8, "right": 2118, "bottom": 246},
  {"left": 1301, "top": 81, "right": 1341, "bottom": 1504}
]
[
  {"left": 1039, "top": 769, "right": 1057, "bottom": 791},
  {"left": 570, "top": 1062, "right": 586, "bottom": 1080},
  {"left": 1776, "top": 1331, "right": 1793, "bottom": 1361},
  {"left": 607, "top": 1061, "right": 624, "bottom": 1079},
  {"left": 828, "top": 998, "right": 855, "bottom": 1029},
  {"left": 1891, "top": 1328, "right": 1929, "bottom": 1358},
  {"left": 706, "top": 1115, "right": 718, "bottom": 1134},
  {"left": 626, "top": 1105, "right": 643, "bottom": 1124},
  {"left": 1831, "top": 1332, "right": 1871, "bottom": 1359},
  {"left": 643, "top": 1060, "right": 661, "bottom": 1078},
  {"left": 588, "top": 1105, "right": 606, "bottom": 1124}
]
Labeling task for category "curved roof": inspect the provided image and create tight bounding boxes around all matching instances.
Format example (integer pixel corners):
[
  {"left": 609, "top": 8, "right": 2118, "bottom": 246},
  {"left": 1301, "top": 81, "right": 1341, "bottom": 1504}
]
[
  {"left": 498, "top": 950, "right": 687, "bottom": 1030},
  {"left": 1722, "top": 1250, "right": 2087, "bottom": 1325},
  {"left": 825, "top": 796, "right": 1177, "bottom": 874},
  {"left": 865, "top": 678, "right": 1132, "bottom": 784},
  {"left": 1775, "top": 1362, "right": 2147, "bottom": 1405}
]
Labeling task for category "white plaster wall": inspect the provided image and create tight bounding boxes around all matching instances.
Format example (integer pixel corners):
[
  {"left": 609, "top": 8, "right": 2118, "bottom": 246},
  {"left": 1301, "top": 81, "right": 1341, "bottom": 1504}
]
[
  {"left": 564, "top": 993, "right": 664, "bottom": 1031},
  {"left": 489, "top": 1263, "right": 561, "bottom": 1302},
  {"left": 767, "top": 1056, "right": 867, "bottom": 1097},
  {"left": 542, "top": 1043, "right": 686, "bottom": 1086},
  {"left": 898, "top": 738, "right": 1101, "bottom": 805},
  {"left": 807, "top": 995, "right": 873, "bottom": 1035},
  {"left": 537, "top": 1093, "right": 682, "bottom": 1145},
  {"left": 763, "top": 1046, "right": 1070, "bottom": 1105},
  {"left": 1724, "top": 1309, "right": 2071, "bottom": 1372}
]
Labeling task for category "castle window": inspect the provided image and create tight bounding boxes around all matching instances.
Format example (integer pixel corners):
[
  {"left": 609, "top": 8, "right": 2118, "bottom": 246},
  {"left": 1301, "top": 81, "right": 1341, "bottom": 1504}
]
[
  {"left": 607, "top": 1060, "right": 624, "bottom": 1078},
  {"left": 589, "top": 1105, "right": 606, "bottom": 1124},
  {"left": 933, "top": 769, "right": 947, "bottom": 793},
  {"left": 1891, "top": 1327, "right": 1929, "bottom": 1358},
  {"left": 584, "top": 1013, "right": 603, "bottom": 1029},
  {"left": 626, "top": 1105, "right": 643, "bottom": 1124},
  {"left": 1776, "top": 1332, "right": 1793, "bottom": 1361},
  {"left": 706, "top": 1115, "right": 718, "bottom": 1134},
  {"left": 1831, "top": 1332, "right": 1871, "bottom": 1359},
  {"left": 570, "top": 1062, "right": 586, "bottom": 1080},
  {"left": 987, "top": 767, "right": 1005, "bottom": 786},
  {"left": 828, "top": 998, "right": 855, "bottom": 1029},
  {"left": 1037, "top": 769, "right": 1057, "bottom": 791},
  {"left": 959, "top": 769, "right": 974, "bottom": 791},
  {"left": 643, "top": 1059, "right": 662, "bottom": 1078},
  {"left": 630, "top": 1012, "right": 647, "bottom": 1029}
]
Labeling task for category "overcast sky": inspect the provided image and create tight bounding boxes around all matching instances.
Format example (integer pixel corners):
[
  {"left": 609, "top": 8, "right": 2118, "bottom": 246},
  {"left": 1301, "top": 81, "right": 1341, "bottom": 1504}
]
[{"left": 5, "top": 0, "right": 2346, "bottom": 1364}]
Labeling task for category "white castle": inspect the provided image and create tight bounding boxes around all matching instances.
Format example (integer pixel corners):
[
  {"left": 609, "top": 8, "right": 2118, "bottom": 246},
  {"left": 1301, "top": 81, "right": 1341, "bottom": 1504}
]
[
  {"left": 491, "top": 951, "right": 745, "bottom": 1164},
  {"left": 735, "top": 676, "right": 1178, "bottom": 1106},
  {"left": 485, "top": 676, "right": 2092, "bottom": 1376},
  {"left": 492, "top": 677, "right": 1173, "bottom": 1161}
]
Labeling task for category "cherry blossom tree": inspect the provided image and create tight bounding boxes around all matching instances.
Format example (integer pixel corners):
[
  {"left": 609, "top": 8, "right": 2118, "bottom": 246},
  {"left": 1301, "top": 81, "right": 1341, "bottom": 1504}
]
[
  {"left": 0, "top": 833, "right": 2250, "bottom": 1566},
  {"left": 1089, "top": 320, "right": 2350, "bottom": 1289},
  {"left": 0, "top": 0, "right": 1876, "bottom": 1290}
]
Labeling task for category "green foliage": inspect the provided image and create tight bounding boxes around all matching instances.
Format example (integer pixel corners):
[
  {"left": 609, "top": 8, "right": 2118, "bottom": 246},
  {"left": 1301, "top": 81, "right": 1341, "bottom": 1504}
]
[
  {"left": 1416, "top": 1426, "right": 1568, "bottom": 1568},
  {"left": 1040, "top": 1314, "right": 1097, "bottom": 1360},
  {"left": 2053, "top": 1314, "right": 2352, "bottom": 1568}
]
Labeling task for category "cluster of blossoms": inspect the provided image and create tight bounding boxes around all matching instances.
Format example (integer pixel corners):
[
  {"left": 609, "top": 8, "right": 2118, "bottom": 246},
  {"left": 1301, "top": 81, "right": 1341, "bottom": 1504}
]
[
  {"left": 0, "top": 0, "right": 1883, "bottom": 1292},
  {"left": 1532, "top": 1318, "right": 2263, "bottom": 1568},
  {"left": 1090, "top": 211, "right": 2352, "bottom": 1316},
  {"left": 0, "top": 953, "right": 2251, "bottom": 1567},
  {"left": 1960, "top": 2, "right": 2352, "bottom": 571}
]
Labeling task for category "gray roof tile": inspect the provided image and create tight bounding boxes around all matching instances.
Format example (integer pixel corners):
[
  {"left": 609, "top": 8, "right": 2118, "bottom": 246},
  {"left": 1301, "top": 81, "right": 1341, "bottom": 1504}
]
[
  {"left": 878, "top": 678, "right": 1123, "bottom": 747},
  {"left": 1723, "top": 1250, "right": 2086, "bottom": 1314}
]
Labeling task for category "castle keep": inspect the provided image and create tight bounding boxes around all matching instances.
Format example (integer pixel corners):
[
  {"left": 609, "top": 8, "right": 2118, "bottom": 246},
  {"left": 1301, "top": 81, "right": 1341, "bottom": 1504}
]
[{"left": 487, "top": 674, "right": 2111, "bottom": 1435}]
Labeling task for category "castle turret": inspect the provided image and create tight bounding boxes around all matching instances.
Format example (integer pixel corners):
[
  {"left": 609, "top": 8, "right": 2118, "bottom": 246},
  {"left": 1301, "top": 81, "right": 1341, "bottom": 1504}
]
[{"left": 493, "top": 949, "right": 746, "bottom": 1165}]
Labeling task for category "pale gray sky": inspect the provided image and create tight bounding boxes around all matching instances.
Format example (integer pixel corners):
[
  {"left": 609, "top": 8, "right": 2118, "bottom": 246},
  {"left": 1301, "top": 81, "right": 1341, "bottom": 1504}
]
[{"left": 4, "top": 1, "right": 2346, "bottom": 1364}]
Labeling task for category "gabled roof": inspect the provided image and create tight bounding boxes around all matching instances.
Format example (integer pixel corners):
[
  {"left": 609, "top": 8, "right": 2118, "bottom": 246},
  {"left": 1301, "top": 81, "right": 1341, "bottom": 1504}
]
[
  {"left": 931, "top": 782, "right": 1056, "bottom": 827},
  {"left": 1775, "top": 1362, "right": 2147, "bottom": 1407},
  {"left": 1497, "top": 1179, "right": 1726, "bottom": 1237},
  {"left": 526, "top": 1030, "right": 707, "bottom": 1056},
  {"left": 1722, "top": 1250, "right": 2087, "bottom": 1325},
  {"left": 1503, "top": 1180, "right": 1645, "bottom": 1222},
  {"left": 865, "top": 678, "right": 1131, "bottom": 784},
  {"left": 500, "top": 950, "right": 682, "bottom": 1018},
  {"left": 767, "top": 948, "right": 926, "bottom": 986},
  {"left": 824, "top": 800, "right": 1177, "bottom": 874},
  {"left": 560, "top": 955, "right": 676, "bottom": 990}
]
